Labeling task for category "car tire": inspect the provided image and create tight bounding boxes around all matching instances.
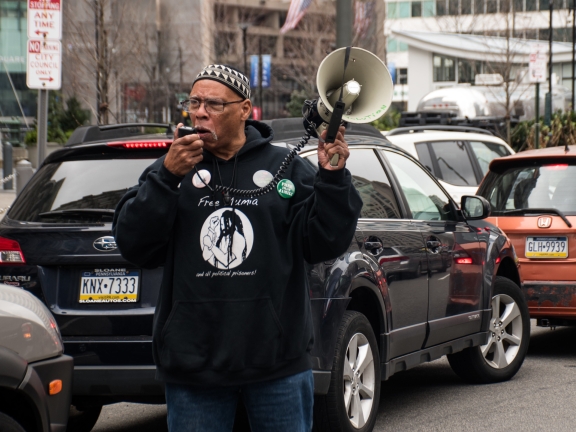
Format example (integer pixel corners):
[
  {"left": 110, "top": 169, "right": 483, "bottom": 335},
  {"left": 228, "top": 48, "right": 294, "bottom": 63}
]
[
  {"left": 411, "top": 262, "right": 422, "bottom": 279},
  {"left": 313, "top": 311, "right": 381, "bottom": 432},
  {"left": 0, "top": 412, "right": 26, "bottom": 432},
  {"left": 67, "top": 404, "right": 103, "bottom": 432},
  {"left": 447, "top": 276, "right": 530, "bottom": 384}
]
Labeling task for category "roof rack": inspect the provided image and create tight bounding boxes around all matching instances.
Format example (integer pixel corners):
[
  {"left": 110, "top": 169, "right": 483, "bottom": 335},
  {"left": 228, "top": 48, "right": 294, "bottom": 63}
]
[
  {"left": 263, "top": 117, "right": 384, "bottom": 140},
  {"left": 65, "top": 123, "right": 172, "bottom": 146},
  {"left": 387, "top": 125, "right": 494, "bottom": 136},
  {"left": 399, "top": 111, "right": 457, "bottom": 126}
]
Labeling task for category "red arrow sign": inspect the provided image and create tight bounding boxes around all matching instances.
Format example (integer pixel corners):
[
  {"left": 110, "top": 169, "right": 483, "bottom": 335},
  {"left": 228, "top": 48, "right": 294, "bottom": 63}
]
[
  {"left": 39, "top": 77, "right": 54, "bottom": 82},
  {"left": 35, "top": 30, "right": 47, "bottom": 36}
]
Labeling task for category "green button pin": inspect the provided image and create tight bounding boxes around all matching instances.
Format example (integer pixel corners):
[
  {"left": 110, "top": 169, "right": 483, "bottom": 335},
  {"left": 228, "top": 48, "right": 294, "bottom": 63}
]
[{"left": 277, "top": 179, "right": 295, "bottom": 199}]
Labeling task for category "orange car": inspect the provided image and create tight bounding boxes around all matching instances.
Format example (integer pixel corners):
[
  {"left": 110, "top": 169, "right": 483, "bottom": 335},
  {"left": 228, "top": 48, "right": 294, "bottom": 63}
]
[{"left": 477, "top": 145, "right": 576, "bottom": 326}]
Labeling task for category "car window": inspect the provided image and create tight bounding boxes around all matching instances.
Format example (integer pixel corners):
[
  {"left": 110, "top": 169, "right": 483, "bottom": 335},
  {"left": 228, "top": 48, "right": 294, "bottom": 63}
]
[
  {"left": 385, "top": 151, "right": 455, "bottom": 221},
  {"left": 306, "top": 149, "right": 401, "bottom": 219},
  {"left": 469, "top": 141, "right": 511, "bottom": 175},
  {"left": 415, "top": 143, "right": 434, "bottom": 174},
  {"left": 430, "top": 141, "right": 477, "bottom": 186},
  {"left": 8, "top": 158, "right": 156, "bottom": 223},
  {"left": 484, "top": 163, "right": 576, "bottom": 215}
]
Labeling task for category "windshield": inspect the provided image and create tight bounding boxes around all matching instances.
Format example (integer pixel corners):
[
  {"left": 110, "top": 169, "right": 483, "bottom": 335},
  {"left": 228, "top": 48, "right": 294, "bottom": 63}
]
[
  {"left": 483, "top": 163, "right": 576, "bottom": 215},
  {"left": 469, "top": 141, "right": 511, "bottom": 175},
  {"left": 8, "top": 158, "right": 156, "bottom": 223}
]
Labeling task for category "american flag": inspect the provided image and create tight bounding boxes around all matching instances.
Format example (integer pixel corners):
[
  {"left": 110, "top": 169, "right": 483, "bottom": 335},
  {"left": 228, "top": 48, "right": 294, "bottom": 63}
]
[
  {"left": 354, "top": 0, "right": 374, "bottom": 39},
  {"left": 280, "top": 0, "right": 314, "bottom": 34}
]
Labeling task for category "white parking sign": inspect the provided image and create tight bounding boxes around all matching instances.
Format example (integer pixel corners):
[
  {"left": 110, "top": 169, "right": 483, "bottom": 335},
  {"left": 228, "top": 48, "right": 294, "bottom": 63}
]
[
  {"left": 529, "top": 44, "right": 547, "bottom": 84},
  {"left": 26, "top": 39, "right": 61, "bottom": 90},
  {"left": 27, "top": 0, "right": 62, "bottom": 40}
]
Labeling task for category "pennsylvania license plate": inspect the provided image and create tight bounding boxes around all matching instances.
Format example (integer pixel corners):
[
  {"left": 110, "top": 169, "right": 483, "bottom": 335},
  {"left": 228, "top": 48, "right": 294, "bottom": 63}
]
[
  {"left": 79, "top": 268, "right": 140, "bottom": 303},
  {"left": 525, "top": 236, "right": 569, "bottom": 259}
]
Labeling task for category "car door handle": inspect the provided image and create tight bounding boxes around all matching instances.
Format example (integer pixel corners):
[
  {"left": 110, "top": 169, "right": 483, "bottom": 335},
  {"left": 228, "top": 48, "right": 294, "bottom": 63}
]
[{"left": 364, "top": 241, "right": 383, "bottom": 251}]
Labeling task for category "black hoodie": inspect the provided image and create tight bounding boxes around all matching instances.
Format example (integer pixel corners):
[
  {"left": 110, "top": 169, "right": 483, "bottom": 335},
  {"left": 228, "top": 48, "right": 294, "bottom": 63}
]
[{"left": 113, "top": 120, "right": 362, "bottom": 386}]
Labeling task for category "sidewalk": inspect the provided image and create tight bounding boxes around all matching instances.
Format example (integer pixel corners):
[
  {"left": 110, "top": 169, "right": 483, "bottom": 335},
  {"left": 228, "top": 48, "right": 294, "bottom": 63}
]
[{"left": 0, "top": 189, "right": 16, "bottom": 218}]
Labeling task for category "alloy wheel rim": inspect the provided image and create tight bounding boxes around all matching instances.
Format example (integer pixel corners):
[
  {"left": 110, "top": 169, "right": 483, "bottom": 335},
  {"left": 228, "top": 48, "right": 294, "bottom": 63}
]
[
  {"left": 481, "top": 293, "right": 523, "bottom": 369},
  {"left": 343, "top": 332, "right": 376, "bottom": 429}
]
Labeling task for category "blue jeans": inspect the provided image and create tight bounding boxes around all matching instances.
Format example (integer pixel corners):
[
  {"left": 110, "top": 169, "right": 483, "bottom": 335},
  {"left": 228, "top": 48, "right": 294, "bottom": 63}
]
[{"left": 165, "top": 370, "right": 314, "bottom": 432}]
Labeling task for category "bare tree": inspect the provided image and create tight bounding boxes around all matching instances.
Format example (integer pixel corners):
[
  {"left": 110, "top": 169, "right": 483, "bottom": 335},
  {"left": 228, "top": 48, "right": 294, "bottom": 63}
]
[
  {"left": 63, "top": 0, "right": 205, "bottom": 125},
  {"left": 63, "top": 0, "right": 146, "bottom": 124}
]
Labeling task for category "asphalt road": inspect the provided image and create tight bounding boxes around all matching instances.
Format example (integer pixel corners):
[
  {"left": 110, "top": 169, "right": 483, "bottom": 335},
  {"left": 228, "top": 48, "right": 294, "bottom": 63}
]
[{"left": 92, "top": 321, "right": 576, "bottom": 431}]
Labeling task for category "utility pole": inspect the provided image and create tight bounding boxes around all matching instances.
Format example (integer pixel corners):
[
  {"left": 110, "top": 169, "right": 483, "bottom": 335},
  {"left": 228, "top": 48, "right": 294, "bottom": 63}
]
[
  {"left": 258, "top": 38, "right": 263, "bottom": 119},
  {"left": 336, "top": 0, "right": 352, "bottom": 48},
  {"left": 572, "top": 0, "right": 576, "bottom": 112},
  {"left": 239, "top": 23, "right": 250, "bottom": 76},
  {"left": 545, "top": 1, "right": 553, "bottom": 126},
  {"left": 94, "top": 0, "right": 100, "bottom": 124}
]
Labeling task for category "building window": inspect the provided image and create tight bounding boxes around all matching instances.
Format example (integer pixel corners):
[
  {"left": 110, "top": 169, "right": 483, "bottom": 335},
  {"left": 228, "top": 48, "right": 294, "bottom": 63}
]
[
  {"left": 486, "top": 0, "right": 498, "bottom": 13},
  {"left": 542, "top": 0, "right": 566, "bottom": 9},
  {"left": 513, "top": 0, "right": 525, "bottom": 11},
  {"left": 412, "top": 1, "right": 422, "bottom": 16},
  {"left": 458, "top": 59, "right": 482, "bottom": 83},
  {"left": 398, "top": 68, "right": 408, "bottom": 84},
  {"left": 433, "top": 54, "right": 456, "bottom": 81},
  {"left": 448, "top": 0, "right": 458, "bottom": 14},
  {"left": 526, "top": 0, "right": 538, "bottom": 10},
  {"left": 388, "top": 2, "right": 398, "bottom": 18},
  {"left": 399, "top": 1, "right": 411, "bottom": 17},
  {"left": 461, "top": 1, "right": 472, "bottom": 14},
  {"left": 474, "top": 0, "right": 485, "bottom": 13},
  {"left": 388, "top": 38, "right": 409, "bottom": 52},
  {"left": 436, "top": 0, "right": 447, "bottom": 15},
  {"left": 423, "top": 1, "right": 436, "bottom": 16}
]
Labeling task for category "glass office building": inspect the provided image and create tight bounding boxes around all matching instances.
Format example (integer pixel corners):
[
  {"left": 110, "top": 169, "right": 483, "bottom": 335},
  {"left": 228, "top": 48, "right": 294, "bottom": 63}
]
[{"left": 0, "top": 0, "right": 35, "bottom": 123}]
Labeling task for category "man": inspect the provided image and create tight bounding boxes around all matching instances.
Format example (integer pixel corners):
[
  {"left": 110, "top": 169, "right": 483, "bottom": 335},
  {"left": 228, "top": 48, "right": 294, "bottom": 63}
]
[{"left": 113, "top": 64, "right": 362, "bottom": 431}]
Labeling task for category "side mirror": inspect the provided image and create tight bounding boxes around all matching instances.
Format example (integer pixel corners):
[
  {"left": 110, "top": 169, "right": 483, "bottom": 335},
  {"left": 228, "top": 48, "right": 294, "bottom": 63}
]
[{"left": 461, "top": 195, "right": 491, "bottom": 220}]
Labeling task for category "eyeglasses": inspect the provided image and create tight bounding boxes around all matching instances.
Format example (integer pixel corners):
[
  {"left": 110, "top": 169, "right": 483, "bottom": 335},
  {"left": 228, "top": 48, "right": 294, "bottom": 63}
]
[{"left": 180, "top": 98, "right": 245, "bottom": 114}]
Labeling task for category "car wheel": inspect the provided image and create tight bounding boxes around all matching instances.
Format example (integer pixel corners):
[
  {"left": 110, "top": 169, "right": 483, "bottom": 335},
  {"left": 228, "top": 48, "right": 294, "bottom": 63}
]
[
  {"left": 313, "top": 311, "right": 381, "bottom": 432},
  {"left": 447, "top": 276, "right": 530, "bottom": 384},
  {"left": 67, "top": 404, "right": 103, "bottom": 432},
  {"left": 0, "top": 412, "right": 26, "bottom": 432},
  {"left": 411, "top": 262, "right": 422, "bottom": 279}
]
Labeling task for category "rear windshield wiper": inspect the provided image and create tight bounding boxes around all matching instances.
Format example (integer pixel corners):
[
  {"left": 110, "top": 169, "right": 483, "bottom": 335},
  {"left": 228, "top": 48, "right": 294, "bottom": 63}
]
[
  {"left": 498, "top": 208, "right": 572, "bottom": 228},
  {"left": 38, "top": 209, "right": 116, "bottom": 218}
]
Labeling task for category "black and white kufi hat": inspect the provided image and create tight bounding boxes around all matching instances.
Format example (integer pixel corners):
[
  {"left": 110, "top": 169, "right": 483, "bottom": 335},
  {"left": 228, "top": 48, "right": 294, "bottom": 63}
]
[{"left": 193, "top": 65, "right": 251, "bottom": 100}]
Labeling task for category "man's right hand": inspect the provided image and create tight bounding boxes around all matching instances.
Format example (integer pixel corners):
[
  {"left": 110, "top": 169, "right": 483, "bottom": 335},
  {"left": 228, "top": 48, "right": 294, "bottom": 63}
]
[{"left": 164, "top": 123, "right": 204, "bottom": 177}]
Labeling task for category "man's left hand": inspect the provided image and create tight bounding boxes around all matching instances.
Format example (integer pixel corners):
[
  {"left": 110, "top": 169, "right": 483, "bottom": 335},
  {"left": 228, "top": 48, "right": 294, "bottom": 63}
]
[{"left": 317, "top": 126, "right": 350, "bottom": 171}]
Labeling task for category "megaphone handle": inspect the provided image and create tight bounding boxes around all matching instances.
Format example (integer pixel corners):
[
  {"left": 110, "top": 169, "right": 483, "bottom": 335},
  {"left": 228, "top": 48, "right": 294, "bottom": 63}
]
[{"left": 326, "top": 101, "right": 345, "bottom": 166}]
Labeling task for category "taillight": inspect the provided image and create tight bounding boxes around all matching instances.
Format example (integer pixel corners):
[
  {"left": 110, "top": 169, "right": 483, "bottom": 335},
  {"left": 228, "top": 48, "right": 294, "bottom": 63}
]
[
  {"left": 455, "top": 257, "right": 473, "bottom": 265},
  {"left": 0, "top": 236, "right": 25, "bottom": 265},
  {"left": 543, "top": 164, "right": 568, "bottom": 170},
  {"left": 107, "top": 140, "right": 172, "bottom": 149}
]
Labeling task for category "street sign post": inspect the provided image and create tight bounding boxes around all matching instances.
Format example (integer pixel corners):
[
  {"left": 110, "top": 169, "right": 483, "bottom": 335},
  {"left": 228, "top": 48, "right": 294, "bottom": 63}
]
[
  {"left": 26, "top": 39, "right": 61, "bottom": 90},
  {"left": 529, "top": 45, "right": 547, "bottom": 84},
  {"left": 27, "top": 0, "right": 62, "bottom": 40},
  {"left": 26, "top": 0, "right": 62, "bottom": 167},
  {"left": 529, "top": 45, "right": 547, "bottom": 149}
]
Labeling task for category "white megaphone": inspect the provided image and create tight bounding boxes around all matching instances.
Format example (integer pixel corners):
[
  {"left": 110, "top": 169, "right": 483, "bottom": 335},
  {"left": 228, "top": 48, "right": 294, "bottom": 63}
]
[{"left": 303, "top": 47, "right": 394, "bottom": 166}]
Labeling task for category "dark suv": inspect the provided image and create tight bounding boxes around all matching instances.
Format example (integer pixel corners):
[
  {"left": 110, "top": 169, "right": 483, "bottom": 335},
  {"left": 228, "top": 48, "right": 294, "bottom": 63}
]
[{"left": 0, "top": 120, "right": 529, "bottom": 432}]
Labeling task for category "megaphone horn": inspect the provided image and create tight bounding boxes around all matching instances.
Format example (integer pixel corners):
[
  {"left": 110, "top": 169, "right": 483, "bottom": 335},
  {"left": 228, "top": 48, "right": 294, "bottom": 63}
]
[{"left": 303, "top": 47, "right": 393, "bottom": 165}]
